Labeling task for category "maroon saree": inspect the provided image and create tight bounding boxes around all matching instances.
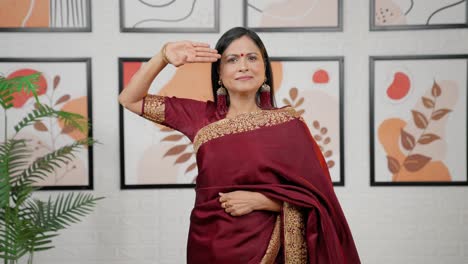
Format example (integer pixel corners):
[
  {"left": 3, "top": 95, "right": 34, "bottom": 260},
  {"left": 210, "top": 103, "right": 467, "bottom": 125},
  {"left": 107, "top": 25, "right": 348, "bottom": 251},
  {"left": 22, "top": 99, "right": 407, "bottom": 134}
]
[{"left": 141, "top": 95, "right": 361, "bottom": 264}]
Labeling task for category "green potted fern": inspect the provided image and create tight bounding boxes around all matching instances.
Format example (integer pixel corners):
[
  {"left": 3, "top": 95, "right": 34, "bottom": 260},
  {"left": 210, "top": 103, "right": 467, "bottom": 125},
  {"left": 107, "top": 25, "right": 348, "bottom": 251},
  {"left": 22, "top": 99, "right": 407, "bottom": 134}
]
[{"left": 0, "top": 72, "right": 103, "bottom": 264}]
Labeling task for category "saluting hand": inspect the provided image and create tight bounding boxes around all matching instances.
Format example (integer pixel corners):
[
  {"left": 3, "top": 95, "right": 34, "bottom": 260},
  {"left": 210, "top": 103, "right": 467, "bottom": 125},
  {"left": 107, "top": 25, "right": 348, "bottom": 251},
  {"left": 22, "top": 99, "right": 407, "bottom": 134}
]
[{"left": 163, "top": 41, "right": 221, "bottom": 67}]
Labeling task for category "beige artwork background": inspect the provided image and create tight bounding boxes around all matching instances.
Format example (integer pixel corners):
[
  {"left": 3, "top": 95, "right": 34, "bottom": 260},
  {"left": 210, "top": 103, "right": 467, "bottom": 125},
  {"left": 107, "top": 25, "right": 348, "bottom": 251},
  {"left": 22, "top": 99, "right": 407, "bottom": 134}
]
[{"left": 246, "top": 0, "right": 339, "bottom": 28}]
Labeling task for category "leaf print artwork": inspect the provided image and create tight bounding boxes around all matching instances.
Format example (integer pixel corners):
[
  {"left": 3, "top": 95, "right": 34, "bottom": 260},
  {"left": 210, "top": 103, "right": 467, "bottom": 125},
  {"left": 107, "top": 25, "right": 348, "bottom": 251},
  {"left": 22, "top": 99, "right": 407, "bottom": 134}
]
[
  {"left": 283, "top": 87, "right": 305, "bottom": 116},
  {"left": 0, "top": 60, "right": 92, "bottom": 188},
  {"left": 161, "top": 128, "right": 197, "bottom": 177},
  {"left": 378, "top": 80, "right": 459, "bottom": 182}
]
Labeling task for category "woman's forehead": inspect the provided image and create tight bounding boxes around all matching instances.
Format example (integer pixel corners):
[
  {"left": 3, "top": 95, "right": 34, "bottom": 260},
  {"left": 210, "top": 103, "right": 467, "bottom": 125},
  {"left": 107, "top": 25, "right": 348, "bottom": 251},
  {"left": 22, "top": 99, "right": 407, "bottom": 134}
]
[{"left": 224, "top": 36, "right": 261, "bottom": 54}]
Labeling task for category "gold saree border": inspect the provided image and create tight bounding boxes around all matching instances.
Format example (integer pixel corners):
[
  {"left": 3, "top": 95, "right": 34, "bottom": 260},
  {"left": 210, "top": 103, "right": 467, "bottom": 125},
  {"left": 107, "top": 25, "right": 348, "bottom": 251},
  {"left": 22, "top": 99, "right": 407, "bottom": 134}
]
[
  {"left": 142, "top": 94, "right": 165, "bottom": 124},
  {"left": 260, "top": 216, "right": 281, "bottom": 264},
  {"left": 193, "top": 107, "right": 301, "bottom": 152},
  {"left": 283, "top": 202, "right": 308, "bottom": 264}
]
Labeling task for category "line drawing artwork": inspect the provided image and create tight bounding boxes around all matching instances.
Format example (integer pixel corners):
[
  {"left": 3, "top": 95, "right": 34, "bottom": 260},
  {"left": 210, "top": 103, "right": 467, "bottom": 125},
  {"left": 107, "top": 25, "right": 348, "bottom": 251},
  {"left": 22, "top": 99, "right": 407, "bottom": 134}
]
[
  {"left": 0, "top": 0, "right": 90, "bottom": 31},
  {"left": 247, "top": 0, "right": 320, "bottom": 22},
  {"left": 138, "top": 0, "right": 177, "bottom": 8},
  {"left": 133, "top": 0, "right": 197, "bottom": 27},
  {"left": 121, "top": 0, "right": 218, "bottom": 32},
  {"left": 244, "top": 0, "right": 341, "bottom": 30},
  {"left": 51, "top": 0, "right": 88, "bottom": 27},
  {"left": 21, "top": 0, "right": 36, "bottom": 27},
  {"left": 426, "top": 0, "right": 465, "bottom": 24},
  {"left": 374, "top": 0, "right": 467, "bottom": 28}
]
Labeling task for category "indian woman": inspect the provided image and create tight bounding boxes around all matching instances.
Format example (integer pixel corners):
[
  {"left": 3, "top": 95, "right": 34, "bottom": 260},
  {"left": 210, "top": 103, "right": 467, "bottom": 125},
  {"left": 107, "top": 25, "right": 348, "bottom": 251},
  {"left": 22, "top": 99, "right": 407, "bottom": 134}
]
[{"left": 119, "top": 27, "right": 360, "bottom": 264}]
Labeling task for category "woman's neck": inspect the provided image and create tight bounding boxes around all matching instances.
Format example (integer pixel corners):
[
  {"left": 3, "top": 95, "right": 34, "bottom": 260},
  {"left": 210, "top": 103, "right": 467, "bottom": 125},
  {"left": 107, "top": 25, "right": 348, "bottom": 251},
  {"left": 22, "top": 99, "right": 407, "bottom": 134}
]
[{"left": 226, "top": 92, "right": 260, "bottom": 118}]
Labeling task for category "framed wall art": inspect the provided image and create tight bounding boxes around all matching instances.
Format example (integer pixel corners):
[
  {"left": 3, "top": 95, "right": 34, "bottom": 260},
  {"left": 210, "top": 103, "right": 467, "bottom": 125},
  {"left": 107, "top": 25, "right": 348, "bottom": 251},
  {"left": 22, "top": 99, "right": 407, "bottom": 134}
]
[
  {"left": 370, "top": 0, "right": 468, "bottom": 31},
  {"left": 119, "top": 57, "right": 212, "bottom": 189},
  {"left": 120, "top": 0, "right": 220, "bottom": 33},
  {"left": 0, "top": 58, "right": 93, "bottom": 190},
  {"left": 119, "top": 56, "right": 344, "bottom": 189},
  {"left": 243, "top": 0, "right": 343, "bottom": 32},
  {"left": 370, "top": 55, "right": 468, "bottom": 186},
  {"left": 0, "top": 0, "right": 92, "bottom": 32}
]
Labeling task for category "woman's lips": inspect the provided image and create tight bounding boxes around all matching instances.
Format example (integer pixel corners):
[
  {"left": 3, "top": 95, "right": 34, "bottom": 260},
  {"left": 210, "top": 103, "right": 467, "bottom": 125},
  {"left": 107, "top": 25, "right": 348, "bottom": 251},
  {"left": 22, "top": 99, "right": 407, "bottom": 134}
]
[{"left": 235, "top": 76, "right": 253, "bottom": 81}]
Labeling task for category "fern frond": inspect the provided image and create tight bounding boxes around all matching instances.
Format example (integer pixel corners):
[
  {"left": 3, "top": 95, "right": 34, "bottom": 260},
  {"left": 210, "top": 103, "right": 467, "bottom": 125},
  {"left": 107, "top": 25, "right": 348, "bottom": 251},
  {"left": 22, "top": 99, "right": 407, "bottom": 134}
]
[
  {"left": 13, "top": 104, "right": 89, "bottom": 136},
  {"left": 0, "top": 207, "right": 34, "bottom": 260},
  {"left": 0, "top": 73, "right": 41, "bottom": 110},
  {"left": 0, "top": 139, "right": 31, "bottom": 208},
  {"left": 11, "top": 138, "right": 96, "bottom": 206},
  {"left": 13, "top": 104, "right": 56, "bottom": 132},
  {"left": 27, "top": 193, "right": 103, "bottom": 232},
  {"left": 55, "top": 110, "right": 89, "bottom": 133}
]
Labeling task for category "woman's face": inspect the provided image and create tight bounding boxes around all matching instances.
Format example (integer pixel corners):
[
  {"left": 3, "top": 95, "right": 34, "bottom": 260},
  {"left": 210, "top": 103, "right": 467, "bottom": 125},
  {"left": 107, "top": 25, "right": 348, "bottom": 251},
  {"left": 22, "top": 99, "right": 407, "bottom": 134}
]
[{"left": 219, "top": 35, "right": 265, "bottom": 96}]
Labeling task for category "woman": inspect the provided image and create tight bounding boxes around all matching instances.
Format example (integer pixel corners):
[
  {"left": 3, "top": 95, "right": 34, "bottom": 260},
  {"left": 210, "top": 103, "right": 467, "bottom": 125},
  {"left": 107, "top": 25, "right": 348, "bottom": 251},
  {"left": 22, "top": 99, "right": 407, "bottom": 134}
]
[{"left": 119, "top": 27, "right": 360, "bottom": 264}]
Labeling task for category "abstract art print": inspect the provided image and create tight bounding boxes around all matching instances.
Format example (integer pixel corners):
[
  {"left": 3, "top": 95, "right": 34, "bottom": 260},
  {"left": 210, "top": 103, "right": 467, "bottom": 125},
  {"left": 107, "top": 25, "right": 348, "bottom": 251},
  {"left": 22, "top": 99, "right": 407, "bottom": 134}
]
[
  {"left": 370, "top": 0, "right": 468, "bottom": 30},
  {"left": 120, "top": 0, "right": 219, "bottom": 33},
  {"left": 244, "top": 0, "right": 342, "bottom": 32},
  {"left": 370, "top": 55, "right": 468, "bottom": 186},
  {"left": 119, "top": 57, "right": 344, "bottom": 189},
  {"left": 0, "top": 0, "right": 91, "bottom": 32},
  {"left": 119, "top": 57, "right": 213, "bottom": 188},
  {"left": 0, "top": 58, "right": 93, "bottom": 190}
]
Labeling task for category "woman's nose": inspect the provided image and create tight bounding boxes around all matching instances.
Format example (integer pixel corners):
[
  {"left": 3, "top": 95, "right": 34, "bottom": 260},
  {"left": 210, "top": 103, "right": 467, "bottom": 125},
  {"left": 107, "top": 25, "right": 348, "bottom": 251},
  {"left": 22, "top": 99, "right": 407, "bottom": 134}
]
[{"left": 239, "top": 58, "right": 248, "bottom": 71}]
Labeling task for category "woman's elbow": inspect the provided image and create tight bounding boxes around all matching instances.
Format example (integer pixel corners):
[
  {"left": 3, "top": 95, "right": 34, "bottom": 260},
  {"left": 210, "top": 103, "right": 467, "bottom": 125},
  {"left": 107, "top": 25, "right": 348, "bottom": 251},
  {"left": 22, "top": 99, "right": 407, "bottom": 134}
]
[{"left": 118, "top": 93, "right": 130, "bottom": 108}]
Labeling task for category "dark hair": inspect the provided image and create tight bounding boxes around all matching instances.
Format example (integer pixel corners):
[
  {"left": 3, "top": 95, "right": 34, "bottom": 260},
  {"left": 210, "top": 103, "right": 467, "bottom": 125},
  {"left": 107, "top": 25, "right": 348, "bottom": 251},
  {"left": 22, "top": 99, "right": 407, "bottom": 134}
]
[{"left": 211, "top": 27, "right": 276, "bottom": 108}]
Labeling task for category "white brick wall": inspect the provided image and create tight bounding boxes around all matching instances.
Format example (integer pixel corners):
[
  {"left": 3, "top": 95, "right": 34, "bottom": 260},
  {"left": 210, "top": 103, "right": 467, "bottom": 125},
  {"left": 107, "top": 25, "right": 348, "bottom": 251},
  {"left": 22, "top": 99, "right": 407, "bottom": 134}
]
[{"left": 3, "top": 1, "right": 468, "bottom": 263}]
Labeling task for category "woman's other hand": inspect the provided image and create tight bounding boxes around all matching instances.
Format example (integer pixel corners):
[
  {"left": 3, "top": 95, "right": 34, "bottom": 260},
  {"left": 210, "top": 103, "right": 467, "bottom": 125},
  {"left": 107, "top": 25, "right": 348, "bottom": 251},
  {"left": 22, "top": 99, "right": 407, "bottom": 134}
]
[
  {"left": 163, "top": 41, "right": 221, "bottom": 67},
  {"left": 218, "top": 191, "right": 282, "bottom": 217}
]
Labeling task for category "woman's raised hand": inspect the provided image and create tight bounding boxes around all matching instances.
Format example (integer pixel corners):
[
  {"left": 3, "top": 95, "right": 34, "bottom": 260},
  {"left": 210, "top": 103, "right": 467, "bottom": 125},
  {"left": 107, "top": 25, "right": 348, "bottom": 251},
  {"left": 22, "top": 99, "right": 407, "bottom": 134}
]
[{"left": 162, "top": 41, "right": 221, "bottom": 67}]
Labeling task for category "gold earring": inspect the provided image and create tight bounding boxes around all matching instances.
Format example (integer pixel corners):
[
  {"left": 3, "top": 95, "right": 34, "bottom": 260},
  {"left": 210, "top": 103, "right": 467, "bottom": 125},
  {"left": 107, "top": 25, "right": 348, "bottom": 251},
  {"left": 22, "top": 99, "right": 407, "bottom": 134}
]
[{"left": 217, "top": 80, "right": 227, "bottom": 95}]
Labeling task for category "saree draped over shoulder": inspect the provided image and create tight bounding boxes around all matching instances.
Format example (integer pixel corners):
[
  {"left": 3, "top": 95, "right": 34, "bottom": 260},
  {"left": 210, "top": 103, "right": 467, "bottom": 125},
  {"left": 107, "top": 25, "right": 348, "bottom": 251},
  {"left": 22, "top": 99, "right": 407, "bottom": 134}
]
[{"left": 141, "top": 94, "right": 361, "bottom": 264}]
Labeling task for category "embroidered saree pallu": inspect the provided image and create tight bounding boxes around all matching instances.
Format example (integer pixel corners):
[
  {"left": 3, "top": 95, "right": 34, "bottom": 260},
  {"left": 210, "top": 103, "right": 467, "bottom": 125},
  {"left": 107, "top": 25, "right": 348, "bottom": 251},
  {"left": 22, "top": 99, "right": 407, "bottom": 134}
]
[{"left": 141, "top": 95, "right": 361, "bottom": 264}]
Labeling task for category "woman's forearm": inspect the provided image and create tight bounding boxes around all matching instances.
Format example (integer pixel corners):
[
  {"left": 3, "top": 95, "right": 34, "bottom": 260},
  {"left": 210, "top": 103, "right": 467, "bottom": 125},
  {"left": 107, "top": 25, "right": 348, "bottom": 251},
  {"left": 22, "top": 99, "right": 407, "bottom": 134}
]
[
  {"left": 253, "top": 192, "right": 282, "bottom": 213},
  {"left": 118, "top": 49, "right": 168, "bottom": 108}
]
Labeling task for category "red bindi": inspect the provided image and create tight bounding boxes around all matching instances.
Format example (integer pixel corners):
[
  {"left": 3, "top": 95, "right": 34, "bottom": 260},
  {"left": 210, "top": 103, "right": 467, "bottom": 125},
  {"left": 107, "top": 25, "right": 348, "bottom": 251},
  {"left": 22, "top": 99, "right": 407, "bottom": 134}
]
[{"left": 240, "top": 53, "right": 244, "bottom": 57}]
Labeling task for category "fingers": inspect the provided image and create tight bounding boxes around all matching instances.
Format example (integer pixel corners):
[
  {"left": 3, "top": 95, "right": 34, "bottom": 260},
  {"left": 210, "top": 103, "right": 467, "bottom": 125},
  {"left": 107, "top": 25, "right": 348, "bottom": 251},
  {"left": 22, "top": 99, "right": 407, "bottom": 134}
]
[
  {"left": 191, "top": 41, "right": 210, "bottom": 48},
  {"left": 196, "top": 51, "right": 221, "bottom": 58},
  {"left": 221, "top": 201, "right": 234, "bottom": 209},
  {"left": 186, "top": 55, "right": 220, "bottom": 63},
  {"left": 194, "top": 47, "right": 219, "bottom": 53},
  {"left": 219, "top": 195, "right": 227, "bottom": 203}
]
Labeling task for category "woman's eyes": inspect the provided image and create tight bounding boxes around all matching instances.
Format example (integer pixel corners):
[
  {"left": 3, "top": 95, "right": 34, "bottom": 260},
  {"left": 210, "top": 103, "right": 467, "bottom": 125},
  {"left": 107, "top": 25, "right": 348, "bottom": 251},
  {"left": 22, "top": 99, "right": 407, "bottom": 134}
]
[{"left": 226, "top": 56, "right": 258, "bottom": 63}]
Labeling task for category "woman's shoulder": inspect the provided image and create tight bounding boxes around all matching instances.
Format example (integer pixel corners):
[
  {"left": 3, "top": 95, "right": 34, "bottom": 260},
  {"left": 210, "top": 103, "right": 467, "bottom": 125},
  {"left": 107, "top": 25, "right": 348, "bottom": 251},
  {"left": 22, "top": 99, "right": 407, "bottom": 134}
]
[{"left": 271, "top": 105, "right": 302, "bottom": 118}]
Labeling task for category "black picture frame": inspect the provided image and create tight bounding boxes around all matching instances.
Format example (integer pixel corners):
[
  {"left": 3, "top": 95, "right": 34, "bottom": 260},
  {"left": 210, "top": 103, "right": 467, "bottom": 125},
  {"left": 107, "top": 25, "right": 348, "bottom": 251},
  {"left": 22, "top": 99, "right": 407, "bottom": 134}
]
[
  {"left": 120, "top": 0, "right": 220, "bottom": 33},
  {"left": 119, "top": 57, "right": 196, "bottom": 189},
  {"left": 369, "top": 54, "right": 468, "bottom": 186},
  {"left": 0, "top": 57, "right": 94, "bottom": 190},
  {"left": 0, "top": 0, "right": 92, "bottom": 32},
  {"left": 370, "top": 0, "right": 468, "bottom": 31},
  {"left": 243, "top": 0, "right": 343, "bottom": 32}
]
